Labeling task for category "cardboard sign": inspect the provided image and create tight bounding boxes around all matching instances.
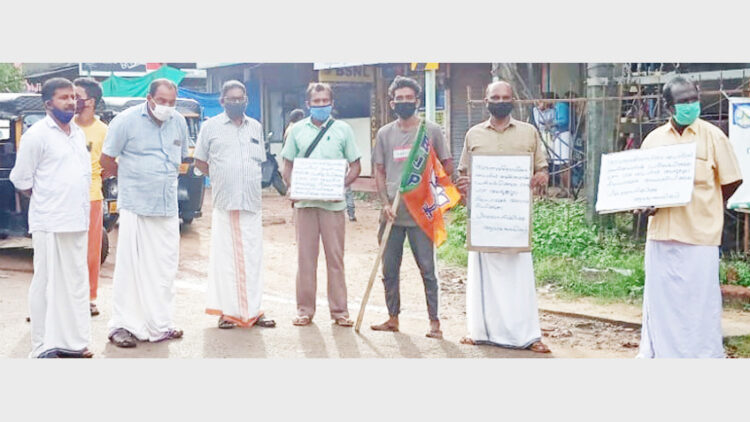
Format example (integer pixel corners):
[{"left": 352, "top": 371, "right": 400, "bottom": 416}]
[
  {"left": 467, "top": 153, "right": 533, "bottom": 252},
  {"left": 595, "top": 143, "right": 696, "bottom": 214},
  {"left": 290, "top": 158, "right": 347, "bottom": 201}
]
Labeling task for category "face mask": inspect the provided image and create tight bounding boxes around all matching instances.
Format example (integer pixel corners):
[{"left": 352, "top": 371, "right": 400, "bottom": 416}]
[
  {"left": 309, "top": 105, "right": 332, "bottom": 122},
  {"left": 393, "top": 102, "right": 417, "bottom": 119},
  {"left": 224, "top": 102, "right": 247, "bottom": 119},
  {"left": 51, "top": 106, "right": 75, "bottom": 124},
  {"left": 487, "top": 101, "right": 513, "bottom": 118},
  {"left": 673, "top": 101, "right": 701, "bottom": 126},
  {"left": 75, "top": 98, "right": 89, "bottom": 114},
  {"left": 150, "top": 102, "right": 175, "bottom": 121}
]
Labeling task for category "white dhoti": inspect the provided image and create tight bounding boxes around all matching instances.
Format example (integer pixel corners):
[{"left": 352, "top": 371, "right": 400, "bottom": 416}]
[
  {"left": 638, "top": 240, "right": 724, "bottom": 358},
  {"left": 466, "top": 251, "right": 542, "bottom": 348},
  {"left": 205, "top": 208, "right": 263, "bottom": 326},
  {"left": 29, "top": 231, "right": 90, "bottom": 358},
  {"left": 107, "top": 209, "right": 179, "bottom": 342}
]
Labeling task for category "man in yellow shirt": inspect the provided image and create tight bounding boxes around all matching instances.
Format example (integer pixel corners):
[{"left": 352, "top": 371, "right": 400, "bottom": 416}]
[
  {"left": 74, "top": 77, "right": 108, "bottom": 317},
  {"left": 637, "top": 76, "right": 742, "bottom": 358}
]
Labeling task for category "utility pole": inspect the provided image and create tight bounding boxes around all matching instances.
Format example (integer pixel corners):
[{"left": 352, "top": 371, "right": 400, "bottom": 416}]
[
  {"left": 585, "top": 63, "right": 623, "bottom": 225},
  {"left": 425, "top": 67, "right": 436, "bottom": 122}
]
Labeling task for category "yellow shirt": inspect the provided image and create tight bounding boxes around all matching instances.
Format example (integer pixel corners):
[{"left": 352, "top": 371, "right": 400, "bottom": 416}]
[
  {"left": 458, "top": 117, "right": 548, "bottom": 175},
  {"left": 76, "top": 117, "right": 108, "bottom": 201},
  {"left": 642, "top": 118, "right": 742, "bottom": 246}
]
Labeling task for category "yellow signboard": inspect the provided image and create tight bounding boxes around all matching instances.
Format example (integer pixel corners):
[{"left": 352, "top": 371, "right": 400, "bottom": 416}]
[
  {"left": 410, "top": 63, "right": 439, "bottom": 71},
  {"left": 318, "top": 66, "right": 374, "bottom": 83}
]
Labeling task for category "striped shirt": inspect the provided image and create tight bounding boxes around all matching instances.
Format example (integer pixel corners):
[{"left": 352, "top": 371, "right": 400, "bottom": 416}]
[{"left": 194, "top": 112, "right": 265, "bottom": 212}]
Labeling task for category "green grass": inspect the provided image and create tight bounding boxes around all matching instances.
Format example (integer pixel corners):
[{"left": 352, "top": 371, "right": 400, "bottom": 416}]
[
  {"left": 724, "top": 335, "right": 750, "bottom": 358},
  {"left": 438, "top": 198, "right": 750, "bottom": 302}
]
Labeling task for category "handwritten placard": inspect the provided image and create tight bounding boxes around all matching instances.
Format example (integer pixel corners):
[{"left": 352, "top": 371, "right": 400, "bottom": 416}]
[
  {"left": 290, "top": 158, "right": 347, "bottom": 201},
  {"left": 595, "top": 143, "right": 696, "bottom": 214},
  {"left": 468, "top": 153, "right": 532, "bottom": 252}
]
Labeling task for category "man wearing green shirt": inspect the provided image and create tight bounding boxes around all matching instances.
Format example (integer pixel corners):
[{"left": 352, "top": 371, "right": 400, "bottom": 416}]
[{"left": 281, "top": 82, "right": 362, "bottom": 327}]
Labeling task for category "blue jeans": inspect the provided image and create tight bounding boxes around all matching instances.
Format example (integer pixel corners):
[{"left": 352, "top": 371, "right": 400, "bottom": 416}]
[
  {"left": 378, "top": 222, "right": 439, "bottom": 321},
  {"left": 345, "top": 187, "right": 355, "bottom": 219}
]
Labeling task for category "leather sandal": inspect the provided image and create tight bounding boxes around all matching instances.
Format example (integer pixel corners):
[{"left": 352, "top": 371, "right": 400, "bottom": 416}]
[
  {"left": 292, "top": 316, "right": 312, "bottom": 326},
  {"left": 334, "top": 317, "right": 354, "bottom": 327}
]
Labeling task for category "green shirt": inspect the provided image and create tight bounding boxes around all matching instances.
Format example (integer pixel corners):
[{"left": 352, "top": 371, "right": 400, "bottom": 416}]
[{"left": 280, "top": 117, "right": 362, "bottom": 211}]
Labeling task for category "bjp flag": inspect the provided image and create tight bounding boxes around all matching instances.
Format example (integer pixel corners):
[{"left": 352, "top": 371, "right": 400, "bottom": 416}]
[{"left": 399, "top": 121, "right": 461, "bottom": 246}]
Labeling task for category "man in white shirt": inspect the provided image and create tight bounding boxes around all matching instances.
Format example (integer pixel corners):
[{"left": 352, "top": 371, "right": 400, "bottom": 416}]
[
  {"left": 10, "top": 78, "right": 93, "bottom": 358},
  {"left": 194, "top": 80, "right": 275, "bottom": 329}
]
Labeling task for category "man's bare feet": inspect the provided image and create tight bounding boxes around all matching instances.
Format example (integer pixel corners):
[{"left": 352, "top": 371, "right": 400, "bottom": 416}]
[
  {"left": 459, "top": 336, "right": 476, "bottom": 345},
  {"left": 528, "top": 341, "right": 551, "bottom": 353},
  {"left": 371, "top": 316, "right": 399, "bottom": 332},
  {"left": 426, "top": 320, "right": 443, "bottom": 339}
]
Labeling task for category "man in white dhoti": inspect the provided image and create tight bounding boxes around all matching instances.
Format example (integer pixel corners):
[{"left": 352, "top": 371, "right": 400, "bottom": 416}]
[
  {"left": 194, "top": 80, "right": 275, "bottom": 329},
  {"left": 635, "top": 76, "right": 742, "bottom": 358},
  {"left": 10, "top": 78, "right": 93, "bottom": 358},
  {"left": 100, "top": 79, "right": 188, "bottom": 348},
  {"left": 456, "top": 81, "right": 551, "bottom": 353}
]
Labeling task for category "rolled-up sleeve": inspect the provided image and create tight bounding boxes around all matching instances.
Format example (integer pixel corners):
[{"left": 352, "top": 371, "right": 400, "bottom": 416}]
[
  {"left": 714, "top": 131, "right": 742, "bottom": 185},
  {"left": 9, "top": 132, "right": 41, "bottom": 191},
  {"left": 533, "top": 129, "right": 549, "bottom": 172},
  {"left": 194, "top": 121, "right": 210, "bottom": 162}
]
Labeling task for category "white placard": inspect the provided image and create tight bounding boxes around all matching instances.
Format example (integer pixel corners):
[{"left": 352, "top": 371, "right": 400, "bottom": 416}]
[
  {"left": 595, "top": 143, "right": 696, "bottom": 214},
  {"left": 290, "top": 158, "right": 347, "bottom": 201},
  {"left": 727, "top": 98, "right": 750, "bottom": 210},
  {"left": 468, "top": 154, "right": 532, "bottom": 252}
]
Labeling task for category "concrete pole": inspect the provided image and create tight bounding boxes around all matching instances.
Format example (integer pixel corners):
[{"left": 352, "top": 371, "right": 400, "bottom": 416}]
[
  {"left": 425, "top": 69, "right": 436, "bottom": 122},
  {"left": 585, "top": 63, "right": 623, "bottom": 225}
]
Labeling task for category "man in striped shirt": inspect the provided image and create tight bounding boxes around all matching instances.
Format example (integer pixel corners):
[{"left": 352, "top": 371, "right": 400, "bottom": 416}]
[{"left": 195, "top": 80, "right": 275, "bottom": 329}]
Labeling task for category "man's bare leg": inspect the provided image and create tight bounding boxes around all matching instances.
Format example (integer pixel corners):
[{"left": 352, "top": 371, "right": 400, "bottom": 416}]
[{"left": 371, "top": 316, "right": 399, "bottom": 332}]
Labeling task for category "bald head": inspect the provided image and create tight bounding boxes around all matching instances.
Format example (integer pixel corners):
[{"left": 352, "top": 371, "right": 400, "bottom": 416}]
[{"left": 485, "top": 81, "right": 514, "bottom": 102}]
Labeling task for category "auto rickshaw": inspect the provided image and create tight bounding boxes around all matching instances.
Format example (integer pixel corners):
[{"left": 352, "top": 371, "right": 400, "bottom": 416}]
[
  {"left": 0, "top": 93, "right": 116, "bottom": 262},
  {"left": 100, "top": 97, "right": 206, "bottom": 225}
]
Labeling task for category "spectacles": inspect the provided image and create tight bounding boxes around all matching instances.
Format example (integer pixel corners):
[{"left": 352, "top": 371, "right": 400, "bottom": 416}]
[{"left": 224, "top": 97, "right": 247, "bottom": 104}]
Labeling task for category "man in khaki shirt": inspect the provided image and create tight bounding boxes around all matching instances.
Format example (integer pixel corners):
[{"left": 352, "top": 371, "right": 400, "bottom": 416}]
[
  {"left": 636, "top": 76, "right": 742, "bottom": 358},
  {"left": 456, "top": 81, "right": 551, "bottom": 353}
]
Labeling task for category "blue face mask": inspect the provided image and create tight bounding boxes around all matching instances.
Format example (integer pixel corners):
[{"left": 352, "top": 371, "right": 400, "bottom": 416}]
[
  {"left": 51, "top": 106, "right": 75, "bottom": 124},
  {"left": 309, "top": 105, "right": 332, "bottom": 122}
]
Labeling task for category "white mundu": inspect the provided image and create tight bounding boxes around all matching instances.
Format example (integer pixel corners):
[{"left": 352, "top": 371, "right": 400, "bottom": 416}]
[
  {"left": 205, "top": 209, "right": 264, "bottom": 326},
  {"left": 466, "top": 251, "right": 542, "bottom": 348},
  {"left": 9, "top": 116, "right": 92, "bottom": 358},
  {"left": 107, "top": 209, "right": 180, "bottom": 341}
]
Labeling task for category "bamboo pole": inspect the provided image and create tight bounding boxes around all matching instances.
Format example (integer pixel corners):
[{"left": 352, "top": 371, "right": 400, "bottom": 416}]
[{"left": 355, "top": 191, "right": 401, "bottom": 333}]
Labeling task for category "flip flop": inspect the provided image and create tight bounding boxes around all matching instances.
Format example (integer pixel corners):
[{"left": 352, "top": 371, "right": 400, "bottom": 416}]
[
  {"left": 256, "top": 315, "right": 276, "bottom": 328},
  {"left": 334, "top": 317, "right": 353, "bottom": 327},
  {"left": 528, "top": 341, "right": 551, "bottom": 353},
  {"left": 426, "top": 330, "right": 444, "bottom": 339},
  {"left": 218, "top": 318, "right": 237, "bottom": 329},
  {"left": 293, "top": 316, "right": 312, "bottom": 326},
  {"left": 459, "top": 336, "right": 476, "bottom": 345},
  {"left": 90, "top": 303, "right": 100, "bottom": 316}
]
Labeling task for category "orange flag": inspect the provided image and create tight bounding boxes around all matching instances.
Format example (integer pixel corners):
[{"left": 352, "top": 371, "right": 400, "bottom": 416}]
[{"left": 399, "top": 121, "right": 461, "bottom": 246}]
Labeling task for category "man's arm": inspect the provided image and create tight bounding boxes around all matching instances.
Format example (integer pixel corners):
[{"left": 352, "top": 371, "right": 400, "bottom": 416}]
[
  {"left": 344, "top": 159, "right": 361, "bottom": 187},
  {"left": 723, "top": 180, "right": 743, "bottom": 203},
  {"left": 375, "top": 163, "right": 396, "bottom": 221},
  {"left": 282, "top": 158, "right": 293, "bottom": 188},
  {"left": 100, "top": 154, "right": 118, "bottom": 178},
  {"left": 9, "top": 132, "right": 41, "bottom": 197},
  {"left": 441, "top": 158, "right": 454, "bottom": 178},
  {"left": 195, "top": 159, "right": 209, "bottom": 176}
]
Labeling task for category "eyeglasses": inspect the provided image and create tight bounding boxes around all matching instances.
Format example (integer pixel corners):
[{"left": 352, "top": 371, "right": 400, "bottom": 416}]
[{"left": 224, "top": 96, "right": 248, "bottom": 104}]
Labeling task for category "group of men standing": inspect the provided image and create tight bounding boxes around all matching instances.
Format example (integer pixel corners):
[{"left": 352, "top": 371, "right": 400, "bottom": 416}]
[{"left": 9, "top": 72, "right": 740, "bottom": 359}]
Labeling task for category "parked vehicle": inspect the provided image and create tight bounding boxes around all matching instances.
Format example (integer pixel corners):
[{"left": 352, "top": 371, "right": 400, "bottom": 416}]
[{"left": 261, "top": 132, "right": 287, "bottom": 196}]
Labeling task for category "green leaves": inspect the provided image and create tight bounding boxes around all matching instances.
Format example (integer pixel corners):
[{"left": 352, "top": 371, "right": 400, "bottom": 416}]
[{"left": 0, "top": 63, "right": 24, "bottom": 93}]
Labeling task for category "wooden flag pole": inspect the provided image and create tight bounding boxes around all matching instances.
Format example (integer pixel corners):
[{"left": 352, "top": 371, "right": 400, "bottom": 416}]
[{"left": 355, "top": 191, "right": 401, "bottom": 333}]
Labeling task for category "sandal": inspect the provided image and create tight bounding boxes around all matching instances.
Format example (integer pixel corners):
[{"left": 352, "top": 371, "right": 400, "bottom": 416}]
[
  {"left": 218, "top": 317, "right": 237, "bottom": 329},
  {"left": 528, "top": 341, "right": 551, "bottom": 354},
  {"left": 459, "top": 336, "right": 476, "bottom": 345},
  {"left": 370, "top": 322, "right": 399, "bottom": 332},
  {"left": 256, "top": 315, "right": 276, "bottom": 328},
  {"left": 90, "top": 303, "right": 100, "bottom": 317},
  {"left": 334, "top": 317, "right": 353, "bottom": 327},
  {"left": 426, "top": 330, "right": 444, "bottom": 339},
  {"left": 292, "top": 316, "right": 312, "bottom": 326}
]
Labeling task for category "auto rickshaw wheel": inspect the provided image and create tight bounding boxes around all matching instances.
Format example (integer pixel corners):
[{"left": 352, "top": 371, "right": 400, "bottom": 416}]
[{"left": 100, "top": 229, "right": 109, "bottom": 265}]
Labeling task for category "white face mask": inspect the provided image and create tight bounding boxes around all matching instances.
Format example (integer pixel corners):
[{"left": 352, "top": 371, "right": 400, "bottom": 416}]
[{"left": 150, "top": 102, "right": 175, "bottom": 121}]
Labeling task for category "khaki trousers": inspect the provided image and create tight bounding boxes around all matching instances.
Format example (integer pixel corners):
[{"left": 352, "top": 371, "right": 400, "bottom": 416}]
[{"left": 295, "top": 207, "right": 348, "bottom": 320}]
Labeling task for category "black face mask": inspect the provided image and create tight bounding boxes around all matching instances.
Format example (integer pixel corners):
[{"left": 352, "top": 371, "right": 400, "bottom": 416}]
[
  {"left": 487, "top": 101, "right": 513, "bottom": 118},
  {"left": 393, "top": 102, "right": 417, "bottom": 119},
  {"left": 224, "top": 102, "right": 247, "bottom": 119}
]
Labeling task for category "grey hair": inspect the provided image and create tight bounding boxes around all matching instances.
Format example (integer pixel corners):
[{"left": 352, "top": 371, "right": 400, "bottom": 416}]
[
  {"left": 221, "top": 80, "right": 247, "bottom": 98},
  {"left": 148, "top": 78, "right": 177, "bottom": 97},
  {"left": 663, "top": 76, "right": 697, "bottom": 107}
]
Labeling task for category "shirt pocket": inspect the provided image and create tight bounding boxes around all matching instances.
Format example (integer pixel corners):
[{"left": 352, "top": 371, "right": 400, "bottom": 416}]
[{"left": 693, "top": 140, "right": 713, "bottom": 187}]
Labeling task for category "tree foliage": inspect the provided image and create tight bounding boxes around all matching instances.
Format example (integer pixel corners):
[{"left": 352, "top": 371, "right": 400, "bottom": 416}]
[{"left": 0, "top": 63, "right": 25, "bottom": 93}]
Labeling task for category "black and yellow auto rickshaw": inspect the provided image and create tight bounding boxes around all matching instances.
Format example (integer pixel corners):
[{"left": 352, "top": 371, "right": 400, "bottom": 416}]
[
  {"left": 100, "top": 97, "right": 206, "bottom": 225},
  {"left": 0, "top": 93, "right": 116, "bottom": 262}
]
